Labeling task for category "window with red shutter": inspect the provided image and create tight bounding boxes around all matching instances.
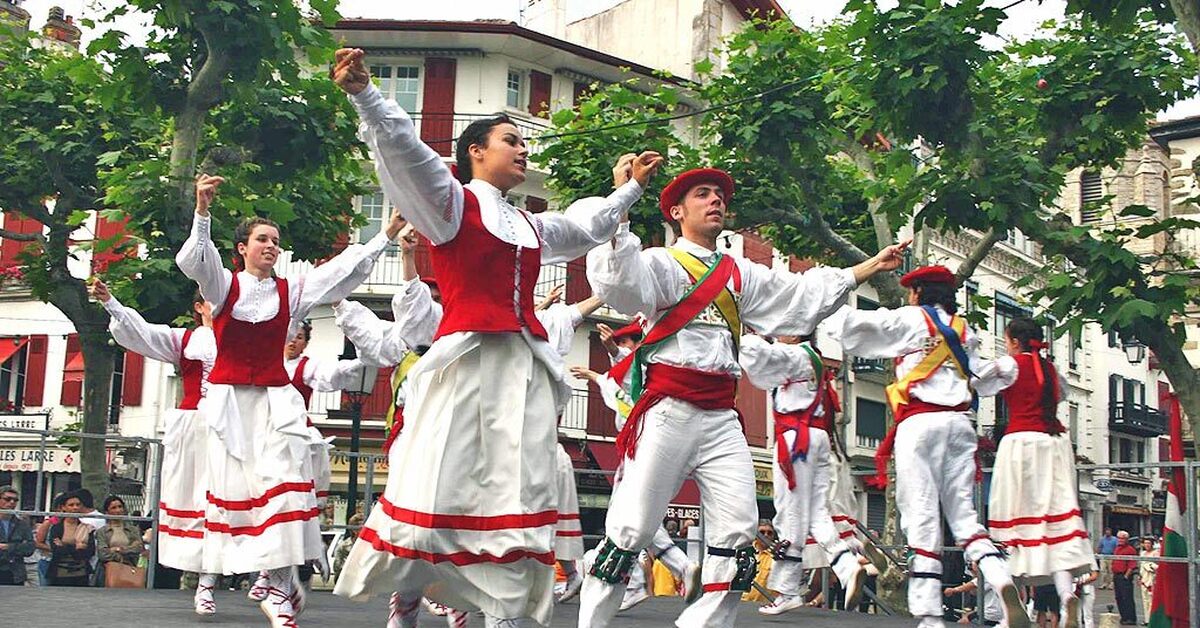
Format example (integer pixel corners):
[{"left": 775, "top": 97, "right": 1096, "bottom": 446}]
[
  {"left": 736, "top": 377, "right": 768, "bottom": 447},
  {"left": 420, "top": 58, "right": 457, "bottom": 157},
  {"left": 122, "top": 351, "right": 144, "bottom": 407},
  {"left": 565, "top": 257, "right": 591, "bottom": 303},
  {"left": 22, "top": 335, "right": 48, "bottom": 406},
  {"left": 585, "top": 332, "right": 617, "bottom": 438},
  {"left": 92, "top": 215, "right": 131, "bottom": 273},
  {"left": 61, "top": 334, "right": 84, "bottom": 407},
  {"left": 528, "top": 70, "right": 552, "bottom": 118},
  {"left": 1, "top": 213, "right": 42, "bottom": 266},
  {"left": 355, "top": 366, "right": 395, "bottom": 420}
]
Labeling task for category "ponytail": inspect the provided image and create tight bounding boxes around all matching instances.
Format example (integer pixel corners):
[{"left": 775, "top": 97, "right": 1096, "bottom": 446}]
[{"left": 1006, "top": 318, "right": 1057, "bottom": 421}]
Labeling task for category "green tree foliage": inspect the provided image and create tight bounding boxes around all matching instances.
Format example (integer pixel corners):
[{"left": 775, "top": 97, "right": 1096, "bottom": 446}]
[{"left": 0, "top": 1, "right": 367, "bottom": 495}]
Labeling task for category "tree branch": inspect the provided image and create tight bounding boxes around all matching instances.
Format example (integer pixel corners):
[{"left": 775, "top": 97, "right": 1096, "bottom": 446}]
[
  {"left": 832, "top": 136, "right": 896, "bottom": 250},
  {"left": 0, "top": 227, "right": 37, "bottom": 242},
  {"left": 954, "top": 227, "right": 1004, "bottom": 285}
]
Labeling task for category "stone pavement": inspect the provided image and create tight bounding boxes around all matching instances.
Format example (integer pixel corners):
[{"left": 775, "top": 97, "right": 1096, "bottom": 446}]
[{"left": 7, "top": 587, "right": 919, "bottom": 627}]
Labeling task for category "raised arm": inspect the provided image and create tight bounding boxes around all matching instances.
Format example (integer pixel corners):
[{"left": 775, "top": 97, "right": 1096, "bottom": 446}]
[
  {"left": 972, "top": 355, "right": 1019, "bottom": 397},
  {"left": 335, "top": 48, "right": 464, "bottom": 245},
  {"left": 93, "top": 282, "right": 184, "bottom": 366},
  {"left": 302, "top": 357, "right": 376, "bottom": 392},
  {"left": 840, "top": 306, "right": 931, "bottom": 359},
  {"left": 333, "top": 300, "right": 411, "bottom": 368},
  {"left": 738, "top": 335, "right": 816, "bottom": 392},
  {"left": 293, "top": 208, "right": 403, "bottom": 323},
  {"left": 175, "top": 174, "right": 234, "bottom": 313},
  {"left": 585, "top": 225, "right": 676, "bottom": 317},
  {"left": 534, "top": 302, "right": 584, "bottom": 358},
  {"left": 740, "top": 264, "right": 857, "bottom": 338}
]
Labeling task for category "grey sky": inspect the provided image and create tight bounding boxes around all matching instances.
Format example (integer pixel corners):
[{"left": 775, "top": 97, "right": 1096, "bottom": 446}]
[{"left": 14, "top": 0, "right": 1197, "bottom": 117}]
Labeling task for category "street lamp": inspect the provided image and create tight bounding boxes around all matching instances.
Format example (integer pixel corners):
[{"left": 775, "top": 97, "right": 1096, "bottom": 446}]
[
  {"left": 1122, "top": 339, "right": 1147, "bottom": 365},
  {"left": 339, "top": 343, "right": 377, "bottom": 524}
]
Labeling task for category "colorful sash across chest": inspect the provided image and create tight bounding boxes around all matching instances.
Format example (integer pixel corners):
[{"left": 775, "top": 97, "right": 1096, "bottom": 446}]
[{"left": 772, "top": 344, "right": 841, "bottom": 490}]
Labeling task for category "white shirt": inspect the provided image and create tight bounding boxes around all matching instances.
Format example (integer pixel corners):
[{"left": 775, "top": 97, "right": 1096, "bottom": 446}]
[
  {"left": 175, "top": 214, "right": 393, "bottom": 340},
  {"left": 348, "top": 83, "right": 643, "bottom": 382},
  {"left": 283, "top": 355, "right": 372, "bottom": 393},
  {"left": 586, "top": 225, "right": 857, "bottom": 375},
  {"left": 103, "top": 297, "right": 216, "bottom": 400},
  {"left": 841, "top": 305, "right": 983, "bottom": 408},
  {"left": 972, "top": 354, "right": 1070, "bottom": 400},
  {"left": 739, "top": 336, "right": 823, "bottom": 415}
]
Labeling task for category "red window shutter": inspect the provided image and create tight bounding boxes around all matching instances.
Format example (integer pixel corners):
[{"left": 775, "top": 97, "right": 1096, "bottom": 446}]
[
  {"left": 1, "top": 213, "right": 41, "bottom": 266},
  {"left": 420, "top": 58, "right": 457, "bottom": 157},
  {"left": 61, "top": 334, "right": 83, "bottom": 407},
  {"left": 526, "top": 196, "right": 548, "bottom": 214},
  {"left": 1160, "top": 436, "right": 1171, "bottom": 479},
  {"left": 528, "top": 70, "right": 552, "bottom": 118},
  {"left": 565, "top": 256, "right": 591, "bottom": 303},
  {"left": 741, "top": 231, "right": 773, "bottom": 267},
  {"left": 788, "top": 255, "right": 814, "bottom": 273},
  {"left": 356, "top": 366, "right": 395, "bottom": 420},
  {"left": 586, "top": 332, "right": 617, "bottom": 438},
  {"left": 22, "top": 334, "right": 48, "bottom": 406},
  {"left": 121, "top": 351, "right": 144, "bottom": 406},
  {"left": 91, "top": 215, "right": 131, "bottom": 273},
  {"left": 736, "top": 377, "right": 769, "bottom": 447}
]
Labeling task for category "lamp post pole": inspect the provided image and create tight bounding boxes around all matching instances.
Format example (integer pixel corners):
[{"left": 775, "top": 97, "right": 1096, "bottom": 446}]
[{"left": 346, "top": 392, "right": 364, "bottom": 524}]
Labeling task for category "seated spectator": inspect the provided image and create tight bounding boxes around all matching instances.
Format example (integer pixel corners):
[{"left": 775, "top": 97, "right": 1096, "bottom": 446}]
[
  {"left": 47, "top": 494, "right": 93, "bottom": 586},
  {"left": 95, "top": 496, "right": 144, "bottom": 582},
  {"left": 0, "top": 485, "right": 34, "bottom": 585},
  {"left": 743, "top": 521, "right": 778, "bottom": 602},
  {"left": 332, "top": 513, "right": 364, "bottom": 583}
]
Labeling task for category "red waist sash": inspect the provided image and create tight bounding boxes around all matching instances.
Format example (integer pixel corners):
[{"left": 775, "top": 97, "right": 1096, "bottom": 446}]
[
  {"left": 614, "top": 363, "right": 737, "bottom": 460},
  {"left": 773, "top": 406, "right": 828, "bottom": 491},
  {"left": 866, "top": 400, "right": 971, "bottom": 489}
]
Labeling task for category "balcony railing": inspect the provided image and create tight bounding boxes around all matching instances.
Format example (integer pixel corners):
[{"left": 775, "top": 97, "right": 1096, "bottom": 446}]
[
  {"left": 1109, "top": 400, "right": 1168, "bottom": 437},
  {"left": 560, "top": 387, "right": 591, "bottom": 432},
  {"left": 404, "top": 112, "right": 553, "bottom": 159},
  {"left": 851, "top": 357, "right": 889, "bottom": 374}
]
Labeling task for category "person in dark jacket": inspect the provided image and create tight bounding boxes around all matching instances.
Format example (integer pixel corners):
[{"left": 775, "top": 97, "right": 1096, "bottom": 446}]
[{"left": 0, "top": 485, "right": 36, "bottom": 585}]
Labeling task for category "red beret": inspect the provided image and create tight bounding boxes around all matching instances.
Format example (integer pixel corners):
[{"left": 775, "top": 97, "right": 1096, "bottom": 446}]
[
  {"left": 658, "top": 168, "right": 734, "bottom": 220},
  {"left": 900, "top": 265, "right": 955, "bottom": 288},
  {"left": 611, "top": 321, "right": 643, "bottom": 341}
]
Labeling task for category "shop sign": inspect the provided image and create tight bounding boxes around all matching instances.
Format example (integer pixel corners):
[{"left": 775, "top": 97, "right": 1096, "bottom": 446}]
[{"left": 0, "top": 446, "right": 80, "bottom": 473}]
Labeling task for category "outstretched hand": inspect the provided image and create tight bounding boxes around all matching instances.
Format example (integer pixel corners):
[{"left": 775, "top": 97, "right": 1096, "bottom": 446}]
[
  {"left": 194, "top": 174, "right": 225, "bottom": 216},
  {"left": 612, "top": 153, "right": 637, "bottom": 188},
  {"left": 89, "top": 278, "right": 111, "bottom": 303},
  {"left": 630, "top": 151, "right": 664, "bottom": 188},
  {"left": 332, "top": 48, "right": 370, "bottom": 95},
  {"left": 874, "top": 238, "right": 912, "bottom": 272},
  {"left": 384, "top": 206, "right": 407, "bottom": 241},
  {"left": 569, "top": 365, "right": 600, "bottom": 382}
]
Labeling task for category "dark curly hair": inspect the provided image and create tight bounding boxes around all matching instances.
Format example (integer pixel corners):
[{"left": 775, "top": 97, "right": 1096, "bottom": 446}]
[
  {"left": 454, "top": 114, "right": 517, "bottom": 184},
  {"left": 233, "top": 217, "right": 280, "bottom": 270}
]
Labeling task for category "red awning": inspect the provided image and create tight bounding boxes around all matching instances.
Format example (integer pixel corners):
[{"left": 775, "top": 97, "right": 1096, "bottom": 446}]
[
  {"left": 560, "top": 440, "right": 589, "bottom": 464},
  {"left": 63, "top": 351, "right": 84, "bottom": 382},
  {"left": 586, "top": 441, "right": 701, "bottom": 506},
  {"left": 0, "top": 337, "right": 28, "bottom": 366}
]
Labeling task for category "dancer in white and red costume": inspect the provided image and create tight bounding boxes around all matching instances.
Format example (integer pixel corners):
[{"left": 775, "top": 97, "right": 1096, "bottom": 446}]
[
  {"left": 247, "top": 322, "right": 374, "bottom": 602},
  {"left": 578, "top": 167, "right": 907, "bottom": 627},
  {"left": 91, "top": 279, "right": 221, "bottom": 615},
  {"left": 840, "top": 265, "right": 1029, "bottom": 628},
  {"left": 974, "top": 316, "right": 1096, "bottom": 626},
  {"left": 336, "top": 241, "right": 607, "bottom": 626},
  {"left": 330, "top": 48, "right": 659, "bottom": 627},
  {"left": 737, "top": 333, "right": 867, "bottom": 614},
  {"left": 176, "top": 173, "right": 404, "bottom": 627}
]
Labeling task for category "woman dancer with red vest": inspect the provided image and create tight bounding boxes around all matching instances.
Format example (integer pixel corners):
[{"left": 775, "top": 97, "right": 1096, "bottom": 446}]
[
  {"left": 90, "top": 279, "right": 220, "bottom": 615},
  {"left": 974, "top": 317, "right": 1096, "bottom": 626},
  {"left": 840, "top": 265, "right": 1029, "bottom": 628},
  {"left": 578, "top": 166, "right": 906, "bottom": 628},
  {"left": 331, "top": 49, "right": 658, "bottom": 627},
  {"left": 176, "top": 173, "right": 403, "bottom": 628},
  {"left": 738, "top": 333, "right": 867, "bottom": 614}
]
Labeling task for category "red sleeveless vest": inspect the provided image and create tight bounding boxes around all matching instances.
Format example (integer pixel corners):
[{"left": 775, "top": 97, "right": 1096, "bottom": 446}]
[
  {"left": 207, "top": 274, "right": 291, "bottom": 387},
  {"left": 430, "top": 188, "right": 548, "bottom": 341},
  {"left": 177, "top": 328, "right": 204, "bottom": 411},
  {"left": 290, "top": 356, "right": 314, "bottom": 408},
  {"left": 1001, "top": 353, "right": 1065, "bottom": 435}
]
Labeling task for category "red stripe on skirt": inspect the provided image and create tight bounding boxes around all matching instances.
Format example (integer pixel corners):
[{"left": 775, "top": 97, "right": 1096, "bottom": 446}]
[
  {"left": 557, "top": 513, "right": 581, "bottom": 521},
  {"left": 999, "top": 530, "right": 1091, "bottom": 547},
  {"left": 159, "top": 523, "right": 205, "bottom": 539},
  {"left": 205, "top": 508, "right": 320, "bottom": 536},
  {"left": 206, "top": 481, "right": 315, "bottom": 510},
  {"left": 988, "top": 509, "right": 1082, "bottom": 528},
  {"left": 359, "top": 526, "right": 556, "bottom": 566},
  {"left": 159, "top": 502, "right": 205, "bottom": 519},
  {"left": 378, "top": 496, "right": 557, "bottom": 531},
  {"left": 555, "top": 530, "right": 583, "bottom": 537}
]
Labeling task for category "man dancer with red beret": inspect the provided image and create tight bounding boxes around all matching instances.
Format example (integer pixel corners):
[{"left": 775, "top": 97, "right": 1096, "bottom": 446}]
[
  {"left": 577, "top": 167, "right": 908, "bottom": 627},
  {"left": 841, "top": 265, "right": 1030, "bottom": 628}
]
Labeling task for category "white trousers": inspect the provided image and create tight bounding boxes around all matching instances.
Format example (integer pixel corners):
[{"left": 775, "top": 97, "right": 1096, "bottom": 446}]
[
  {"left": 625, "top": 530, "right": 690, "bottom": 594},
  {"left": 577, "top": 398, "right": 758, "bottom": 628},
  {"left": 555, "top": 443, "right": 584, "bottom": 561},
  {"left": 895, "top": 412, "right": 1012, "bottom": 618},
  {"left": 766, "top": 427, "right": 852, "bottom": 594}
]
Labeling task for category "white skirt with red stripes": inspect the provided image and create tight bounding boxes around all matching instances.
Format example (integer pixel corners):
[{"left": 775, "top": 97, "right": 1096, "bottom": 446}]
[
  {"left": 988, "top": 431, "right": 1097, "bottom": 584},
  {"left": 200, "top": 384, "right": 325, "bottom": 575},
  {"left": 302, "top": 424, "right": 333, "bottom": 508},
  {"left": 156, "top": 407, "right": 209, "bottom": 572},
  {"left": 334, "top": 335, "right": 560, "bottom": 626},
  {"left": 554, "top": 443, "right": 584, "bottom": 561}
]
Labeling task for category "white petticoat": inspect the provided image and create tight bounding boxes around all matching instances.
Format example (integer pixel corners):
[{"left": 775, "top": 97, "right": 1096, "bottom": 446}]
[
  {"left": 156, "top": 408, "right": 209, "bottom": 572},
  {"left": 988, "top": 431, "right": 1097, "bottom": 584},
  {"left": 200, "top": 384, "right": 324, "bottom": 575},
  {"left": 335, "top": 335, "right": 561, "bottom": 626},
  {"left": 554, "top": 443, "right": 584, "bottom": 561}
]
